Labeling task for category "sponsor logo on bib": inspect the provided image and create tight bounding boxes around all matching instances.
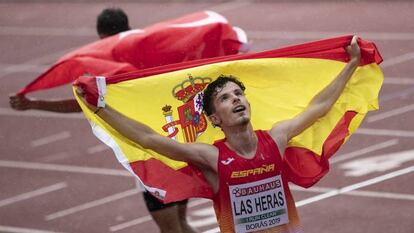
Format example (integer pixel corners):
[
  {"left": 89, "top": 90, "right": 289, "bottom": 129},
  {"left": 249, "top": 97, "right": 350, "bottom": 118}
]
[{"left": 229, "top": 175, "right": 289, "bottom": 233}]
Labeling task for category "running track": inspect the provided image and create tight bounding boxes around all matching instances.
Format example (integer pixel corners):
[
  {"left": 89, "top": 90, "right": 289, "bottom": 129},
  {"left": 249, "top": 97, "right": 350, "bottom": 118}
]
[{"left": 0, "top": 1, "right": 413, "bottom": 233}]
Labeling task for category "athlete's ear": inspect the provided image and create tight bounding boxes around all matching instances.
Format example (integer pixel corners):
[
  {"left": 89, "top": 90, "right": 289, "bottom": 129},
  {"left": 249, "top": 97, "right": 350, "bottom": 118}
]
[{"left": 209, "top": 113, "right": 221, "bottom": 128}]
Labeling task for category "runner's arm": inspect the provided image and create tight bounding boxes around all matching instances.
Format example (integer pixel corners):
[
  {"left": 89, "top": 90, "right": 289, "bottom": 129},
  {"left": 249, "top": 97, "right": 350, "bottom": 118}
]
[{"left": 9, "top": 95, "right": 81, "bottom": 113}]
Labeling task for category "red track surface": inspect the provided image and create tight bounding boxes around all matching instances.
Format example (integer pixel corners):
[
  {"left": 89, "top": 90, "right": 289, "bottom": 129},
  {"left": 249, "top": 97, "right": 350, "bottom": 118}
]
[{"left": 1, "top": 1, "right": 413, "bottom": 233}]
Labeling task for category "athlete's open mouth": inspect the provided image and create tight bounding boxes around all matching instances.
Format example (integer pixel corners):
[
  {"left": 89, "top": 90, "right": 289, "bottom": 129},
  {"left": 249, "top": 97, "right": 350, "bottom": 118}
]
[{"left": 233, "top": 105, "right": 246, "bottom": 113}]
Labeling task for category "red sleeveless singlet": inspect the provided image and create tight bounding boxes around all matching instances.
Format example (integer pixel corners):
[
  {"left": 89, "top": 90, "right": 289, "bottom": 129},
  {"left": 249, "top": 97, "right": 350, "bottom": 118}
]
[{"left": 212, "top": 130, "right": 304, "bottom": 233}]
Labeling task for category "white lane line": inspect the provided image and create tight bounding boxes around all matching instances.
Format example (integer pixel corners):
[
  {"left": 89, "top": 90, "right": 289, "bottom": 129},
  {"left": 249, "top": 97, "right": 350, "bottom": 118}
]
[
  {"left": 295, "top": 165, "right": 414, "bottom": 207},
  {"left": 208, "top": 0, "right": 252, "bottom": 13},
  {"left": 384, "top": 77, "right": 414, "bottom": 85},
  {"left": 330, "top": 139, "right": 398, "bottom": 164},
  {"left": 381, "top": 52, "right": 414, "bottom": 68},
  {"left": 0, "top": 160, "right": 131, "bottom": 177},
  {"left": 190, "top": 216, "right": 218, "bottom": 228},
  {"left": 39, "top": 152, "right": 71, "bottom": 163},
  {"left": 45, "top": 189, "right": 139, "bottom": 221},
  {"left": 87, "top": 144, "right": 109, "bottom": 154},
  {"left": 248, "top": 31, "right": 414, "bottom": 41},
  {"left": 188, "top": 206, "right": 218, "bottom": 228},
  {"left": 0, "top": 225, "right": 65, "bottom": 233},
  {"left": 0, "top": 26, "right": 94, "bottom": 37},
  {"left": 356, "top": 128, "right": 414, "bottom": 137},
  {"left": 290, "top": 185, "right": 333, "bottom": 193},
  {"left": 109, "top": 197, "right": 211, "bottom": 232},
  {"left": 188, "top": 198, "right": 211, "bottom": 208},
  {"left": 367, "top": 104, "right": 414, "bottom": 123},
  {"left": 0, "top": 182, "right": 67, "bottom": 208},
  {"left": 109, "top": 215, "right": 153, "bottom": 232},
  {"left": 379, "top": 86, "right": 414, "bottom": 103},
  {"left": 346, "top": 190, "right": 414, "bottom": 201},
  {"left": 203, "top": 227, "right": 220, "bottom": 233},
  {"left": 190, "top": 206, "right": 216, "bottom": 216},
  {"left": 0, "top": 63, "right": 49, "bottom": 73},
  {"left": 0, "top": 108, "right": 83, "bottom": 119},
  {"left": 0, "top": 47, "right": 74, "bottom": 79},
  {"left": 290, "top": 185, "right": 414, "bottom": 201},
  {"left": 30, "top": 131, "right": 71, "bottom": 147},
  {"left": 340, "top": 149, "right": 414, "bottom": 177}
]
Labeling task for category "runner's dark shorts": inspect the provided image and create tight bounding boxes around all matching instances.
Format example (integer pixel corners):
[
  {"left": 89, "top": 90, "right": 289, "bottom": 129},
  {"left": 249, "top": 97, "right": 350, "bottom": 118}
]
[{"left": 143, "top": 190, "right": 188, "bottom": 212}]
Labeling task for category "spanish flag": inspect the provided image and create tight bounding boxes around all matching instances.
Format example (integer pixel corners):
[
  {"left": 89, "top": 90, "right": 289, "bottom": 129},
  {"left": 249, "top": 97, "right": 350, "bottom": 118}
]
[
  {"left": 74, "top": 35, "right": 383, "bottom": 203},
  {"left": 18, "top": 11, "right": 247, "bottom": 95}
]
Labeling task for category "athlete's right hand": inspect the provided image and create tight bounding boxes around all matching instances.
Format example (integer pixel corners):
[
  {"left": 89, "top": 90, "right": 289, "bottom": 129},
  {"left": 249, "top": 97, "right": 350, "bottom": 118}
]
[{"left": 9, "top": 94, "right": 32, "bottom": 111}]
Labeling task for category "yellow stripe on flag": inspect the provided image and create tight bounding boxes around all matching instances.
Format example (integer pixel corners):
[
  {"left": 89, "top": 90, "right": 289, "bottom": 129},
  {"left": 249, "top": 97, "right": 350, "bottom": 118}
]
[{"left": 75, "top": 57, "right": 383, "bottom": 168}]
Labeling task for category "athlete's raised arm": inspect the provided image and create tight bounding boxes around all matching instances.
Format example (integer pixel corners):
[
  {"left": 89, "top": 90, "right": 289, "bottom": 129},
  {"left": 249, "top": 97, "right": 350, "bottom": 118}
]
[
  {"left": 270, "top": 35, "right": 361, "bottom": 154},
  {"left": 76, "top": 90, "right": 218, "bottom": 170}
]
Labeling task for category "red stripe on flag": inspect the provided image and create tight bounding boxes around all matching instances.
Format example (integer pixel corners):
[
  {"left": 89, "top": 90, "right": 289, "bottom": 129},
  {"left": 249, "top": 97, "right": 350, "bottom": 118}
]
[
  {"left": 284, "top": 111, "right": 357, "bottom": 188},
  {"left": 130, "top": 159, "right": 214, "bottom": 203},
  {"left": 104, "top": 35, "right": 383, "bottom": 85}
]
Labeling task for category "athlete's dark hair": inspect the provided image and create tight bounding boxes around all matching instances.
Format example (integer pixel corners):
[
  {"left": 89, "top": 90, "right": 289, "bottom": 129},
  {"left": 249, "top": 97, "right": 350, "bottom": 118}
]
[
  {"left": 96, "top": 7, "right": 130, "bottom": 38},
  {"left": 203, "top": 74, "right": 246, "bottom": 116}
]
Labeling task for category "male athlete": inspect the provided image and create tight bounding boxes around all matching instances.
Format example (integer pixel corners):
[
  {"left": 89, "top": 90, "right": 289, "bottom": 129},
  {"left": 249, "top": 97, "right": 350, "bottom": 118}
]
[{"left": 77, "top": 36, "right": 361, "bottom": 232}]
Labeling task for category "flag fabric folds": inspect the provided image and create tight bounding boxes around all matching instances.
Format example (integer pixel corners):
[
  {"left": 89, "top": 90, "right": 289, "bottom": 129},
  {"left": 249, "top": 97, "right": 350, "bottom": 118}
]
[
  {"left": 74, "top": 35, "right": 383, "bottom": 203},
  {"left": 18, "top": 11, "right": 248, "bottom": 95}
]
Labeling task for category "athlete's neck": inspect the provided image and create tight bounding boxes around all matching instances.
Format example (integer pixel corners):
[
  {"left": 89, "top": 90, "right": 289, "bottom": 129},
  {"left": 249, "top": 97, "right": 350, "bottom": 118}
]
[{"left": 223, "top": 124, "right": 257, "bottom": 158}]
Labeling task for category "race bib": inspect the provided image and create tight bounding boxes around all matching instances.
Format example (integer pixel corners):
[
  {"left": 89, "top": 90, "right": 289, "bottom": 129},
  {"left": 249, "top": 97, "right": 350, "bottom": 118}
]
[{"left": 229, "top": 175, "right": 289, "bottom": 233}]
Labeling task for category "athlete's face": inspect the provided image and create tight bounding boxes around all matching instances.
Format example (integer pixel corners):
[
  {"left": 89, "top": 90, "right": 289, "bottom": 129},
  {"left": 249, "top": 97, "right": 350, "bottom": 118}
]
[{"left": 209, "top": 82, "right": 251, "bottom": 128}]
